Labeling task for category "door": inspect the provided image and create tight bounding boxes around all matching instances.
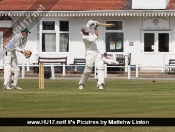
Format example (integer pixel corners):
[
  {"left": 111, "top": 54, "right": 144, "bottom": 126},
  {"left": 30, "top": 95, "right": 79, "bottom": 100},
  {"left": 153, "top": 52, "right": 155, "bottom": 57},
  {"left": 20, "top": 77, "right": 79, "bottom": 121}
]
[
  {"left": 0, "top": 31, "right": 3, "bottom": 69},
  {"left": 141, "top": 31, "right": 171, "bottom": 69}
]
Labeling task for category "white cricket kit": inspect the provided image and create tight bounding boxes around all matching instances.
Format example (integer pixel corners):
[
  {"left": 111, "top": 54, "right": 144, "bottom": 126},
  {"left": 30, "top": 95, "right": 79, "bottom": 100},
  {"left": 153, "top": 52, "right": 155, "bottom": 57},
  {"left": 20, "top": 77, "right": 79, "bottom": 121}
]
[
  {"left": 3, "top": 33, "right": 27, "bottom": 86},
  {"left": 79, "top": 32, "right": 105, "bottom": 87},
  {"left": 5, "top": 33, "right": 27, "bottom": 52},
  {"left": 102, "top": 57, "right": 119, "bottom": 65}
]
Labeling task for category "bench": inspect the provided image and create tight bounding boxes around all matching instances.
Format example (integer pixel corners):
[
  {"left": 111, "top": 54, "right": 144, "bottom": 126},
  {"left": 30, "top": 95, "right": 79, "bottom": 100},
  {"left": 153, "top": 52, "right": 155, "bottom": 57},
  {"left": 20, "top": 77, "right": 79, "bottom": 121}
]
[
  {"left": 0, "top": 68, "right": 3, "bottom": 76},
  {"left": 165, "top": 59, "right": 175, "bottom": 74},
  {"left": 70, "top": 58, "right": 86, "bottom": 73},
  {"left": 169, "top": 59, "right": 175, "bottom": 65},
  {"left": 33, "top": 56, "right": 67, "bottom": 73},
  {"left": 106, "top": 53, "right": 131, "bottom": 74},
  {"left": 116, "top": 53, "right": 131, "bottom": 72}
]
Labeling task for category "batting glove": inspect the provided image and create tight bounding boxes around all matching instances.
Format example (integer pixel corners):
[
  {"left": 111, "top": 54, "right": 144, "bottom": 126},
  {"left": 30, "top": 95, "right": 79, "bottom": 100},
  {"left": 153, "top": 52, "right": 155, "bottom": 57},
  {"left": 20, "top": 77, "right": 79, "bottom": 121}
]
[
  {"left": 23, "top": 50, "right": 32, "bottom": 58},
  {"left": 93, "top": 21, "right": 99, "bottom": 26},
  {"left": 87, "top": 20, "right": 98, "bottom": 27},
  {"left": 86, "top": 20, "right": 94, "bottom": 27}
]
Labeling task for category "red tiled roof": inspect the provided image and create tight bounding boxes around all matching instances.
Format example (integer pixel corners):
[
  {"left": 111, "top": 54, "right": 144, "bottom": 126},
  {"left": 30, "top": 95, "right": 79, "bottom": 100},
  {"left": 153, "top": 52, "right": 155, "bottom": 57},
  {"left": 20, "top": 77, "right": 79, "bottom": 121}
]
[
  {"left": 0, "top": 0, "right": 130, "bottom": 11},
  {"left": 1, "top": 0, "right": 174, "bottom": 11},
  {"left": 167, "top": 0, "right": 175, "bottom": 9}
]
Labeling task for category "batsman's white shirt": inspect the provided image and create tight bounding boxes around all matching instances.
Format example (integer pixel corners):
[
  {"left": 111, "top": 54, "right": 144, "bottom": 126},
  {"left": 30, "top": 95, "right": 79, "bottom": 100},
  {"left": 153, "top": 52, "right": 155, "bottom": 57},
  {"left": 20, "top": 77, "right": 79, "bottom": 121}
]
[
  {"left": 81, "top": 32, "right": 103, "bottom": 68},
  {"left": 82, "top": 32, "right": 98, "bottom": 52}
]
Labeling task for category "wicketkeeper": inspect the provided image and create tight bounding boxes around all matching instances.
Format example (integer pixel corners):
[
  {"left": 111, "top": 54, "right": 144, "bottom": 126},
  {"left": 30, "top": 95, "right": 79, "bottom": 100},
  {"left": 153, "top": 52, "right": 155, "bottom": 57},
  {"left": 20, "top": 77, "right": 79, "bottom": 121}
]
[
  {"left": 79, "top": 20, "right": 105, "bottom": 90},
  {"left": 102, "top": 52, "right": 119, "bottom": 65},
  {"left": 3, "top": 27, "right": 32, "bottom": 89}
]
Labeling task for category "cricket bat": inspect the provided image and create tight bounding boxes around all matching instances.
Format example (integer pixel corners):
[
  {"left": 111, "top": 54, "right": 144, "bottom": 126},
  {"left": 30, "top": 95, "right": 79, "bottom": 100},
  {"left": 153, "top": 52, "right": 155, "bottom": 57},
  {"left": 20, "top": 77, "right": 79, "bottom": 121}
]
[{"left": 97, "top": 23, "right": 115, "bottom": 27}]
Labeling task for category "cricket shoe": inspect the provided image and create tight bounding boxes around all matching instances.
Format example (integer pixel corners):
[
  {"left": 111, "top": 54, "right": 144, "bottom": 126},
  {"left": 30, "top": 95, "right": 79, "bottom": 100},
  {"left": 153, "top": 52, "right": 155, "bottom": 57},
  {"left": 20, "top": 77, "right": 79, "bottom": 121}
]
[
  {"left": 11, "top": 85, "right": 22, "bottom": 90},
  {"left": 79, "top": 85, "right": 84, "bottom": 90},
  {"left": 98, "top": 85, "right": 103, "bottom": 90},
  {"left": 98, "top": 84, "right": 104, "bottom": 90},
  {"left": 3, "top": 84, "right": 12, "bottom": 90}
]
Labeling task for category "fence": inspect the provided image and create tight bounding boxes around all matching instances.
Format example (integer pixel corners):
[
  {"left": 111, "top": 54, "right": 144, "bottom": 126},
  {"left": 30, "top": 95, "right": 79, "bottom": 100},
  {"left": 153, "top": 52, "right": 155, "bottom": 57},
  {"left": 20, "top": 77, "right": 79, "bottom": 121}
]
[{"left": 1, "top": 64, "right": 175, "bottom": 79}]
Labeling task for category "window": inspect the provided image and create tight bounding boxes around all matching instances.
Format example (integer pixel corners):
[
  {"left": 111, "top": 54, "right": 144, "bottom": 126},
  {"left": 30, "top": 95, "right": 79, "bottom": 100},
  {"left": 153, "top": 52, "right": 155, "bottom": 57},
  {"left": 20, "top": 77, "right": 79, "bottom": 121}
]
[
  {"left": 41, "top": 21, "right": 56, "bottom": 52},
  {"left": 0, "top": 16, "right": 12, "bottom": 20},
  {"left": 42, "top": 33, "right": 56, "bottom": 52},
  {"left": 144, "top": 32, "right": 169, "bottom": 52},
  {"left": 42, "top": 21, "right": 55, "bottom": 30},
  {"left": 106, "top": 21, "right": 122, "bottom": 30},
  {"left": 144, "top": 33, "right": 154, "bottom": 52},
  {"left": 158, "top": 33, "right": 169, "bottom": 52},
  {"left": 105, "top": 21, "right": 123, "bottom": 52},
  {"left": 59, "top": 21, "right": 69, "bottom": 52},
  {"left": 41, "top": 20, "right": 69, "bottom": 52}
]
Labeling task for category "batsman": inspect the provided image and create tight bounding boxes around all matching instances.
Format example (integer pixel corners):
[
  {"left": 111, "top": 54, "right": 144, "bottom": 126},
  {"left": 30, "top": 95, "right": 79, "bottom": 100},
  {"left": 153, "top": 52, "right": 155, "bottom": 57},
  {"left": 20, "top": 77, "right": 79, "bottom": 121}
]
[
  {"left": 79, "top": 20, "right": 105, "bottom": 90},
  {"left": 3, "top": 28, "right": 32, "bottom": 89}
]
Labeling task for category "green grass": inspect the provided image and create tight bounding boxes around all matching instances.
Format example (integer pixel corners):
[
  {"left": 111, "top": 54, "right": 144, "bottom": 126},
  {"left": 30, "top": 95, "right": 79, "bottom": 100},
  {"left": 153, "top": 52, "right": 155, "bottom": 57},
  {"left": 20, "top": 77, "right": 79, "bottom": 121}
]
[{"left": 0, "top": 78, "right": 175, "bottom": 132}]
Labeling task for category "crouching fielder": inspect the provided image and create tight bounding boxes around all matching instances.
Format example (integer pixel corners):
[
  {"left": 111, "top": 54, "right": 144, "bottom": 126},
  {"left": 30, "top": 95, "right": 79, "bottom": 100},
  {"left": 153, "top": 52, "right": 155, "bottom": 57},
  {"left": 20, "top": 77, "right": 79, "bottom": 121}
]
[
  {"left": 79, "top": 20, "right": 105, "bottom": 90},
  {"left": 3, "top": 28, "right": 31, "bottom": 89}
]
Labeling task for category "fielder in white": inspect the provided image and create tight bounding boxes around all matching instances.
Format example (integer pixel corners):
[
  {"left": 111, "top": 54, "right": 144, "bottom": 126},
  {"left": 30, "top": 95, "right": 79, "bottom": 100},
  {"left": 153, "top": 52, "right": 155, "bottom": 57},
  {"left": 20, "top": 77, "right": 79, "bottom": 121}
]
[
  {"left": 79, "top": 20, "right": 105, "bottom": 90},
  {"left": 102, "top": 52, "right": 119, "bottom": 65},
  {"left": 3, "top": 28, "right": 31, "bottom": 89}
]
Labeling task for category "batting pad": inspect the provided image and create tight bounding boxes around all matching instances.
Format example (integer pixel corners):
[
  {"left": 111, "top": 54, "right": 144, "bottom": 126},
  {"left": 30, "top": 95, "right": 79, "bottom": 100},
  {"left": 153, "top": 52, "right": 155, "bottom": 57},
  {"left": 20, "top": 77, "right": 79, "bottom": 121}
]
[
  {"left": 79, "top": 73, "right": 91, "bottom": 85},
  {"left": 3, "top": 65, "right": 11, "bottom": 85},
  {"left": 97, "top": 66, "right": 105, "bottom": 87}
]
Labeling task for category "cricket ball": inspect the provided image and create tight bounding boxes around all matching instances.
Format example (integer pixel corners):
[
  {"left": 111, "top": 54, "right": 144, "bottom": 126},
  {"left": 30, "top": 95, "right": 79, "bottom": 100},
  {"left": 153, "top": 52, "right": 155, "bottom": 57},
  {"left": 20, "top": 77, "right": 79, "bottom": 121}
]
[{"left": 152, "top": 80, "right": 156, "bottom": 82}]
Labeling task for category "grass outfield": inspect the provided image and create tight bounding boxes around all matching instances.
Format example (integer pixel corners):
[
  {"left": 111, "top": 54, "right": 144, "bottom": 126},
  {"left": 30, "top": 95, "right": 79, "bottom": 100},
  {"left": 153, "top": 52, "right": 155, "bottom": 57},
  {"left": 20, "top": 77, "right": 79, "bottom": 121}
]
[{"left": 0, "top": 78, "right": 175, "bottom": 132}]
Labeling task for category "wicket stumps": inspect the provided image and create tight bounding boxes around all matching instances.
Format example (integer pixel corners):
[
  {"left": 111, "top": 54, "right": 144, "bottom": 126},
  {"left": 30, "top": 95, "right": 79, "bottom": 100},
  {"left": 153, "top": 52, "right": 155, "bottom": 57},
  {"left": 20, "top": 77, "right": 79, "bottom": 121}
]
[{"left": 39, "top": 62, "right": 44, "bottom": 89}]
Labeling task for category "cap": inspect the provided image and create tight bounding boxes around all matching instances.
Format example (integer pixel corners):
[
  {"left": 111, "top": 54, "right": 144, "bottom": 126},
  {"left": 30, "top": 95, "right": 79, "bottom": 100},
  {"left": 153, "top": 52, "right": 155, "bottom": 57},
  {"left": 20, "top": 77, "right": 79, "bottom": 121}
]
[
  {"left": 81, "top": 25, "right": 90, "bottom": 33},
  {"left": 21, "top": 28, "right": 31, "bottom": 34}
]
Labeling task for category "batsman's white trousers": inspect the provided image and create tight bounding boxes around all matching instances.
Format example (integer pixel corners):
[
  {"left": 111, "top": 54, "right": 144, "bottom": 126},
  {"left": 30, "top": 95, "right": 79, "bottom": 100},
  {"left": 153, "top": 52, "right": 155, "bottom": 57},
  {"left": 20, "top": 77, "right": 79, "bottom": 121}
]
[
  {"left": 79, "top": 51, "right": 105, "bottom": 87},
  {"left": 3, "top": 51, "right": 20, "bottom": 86}
]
